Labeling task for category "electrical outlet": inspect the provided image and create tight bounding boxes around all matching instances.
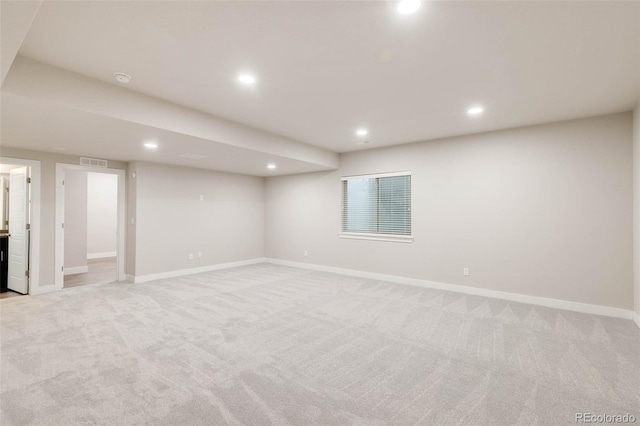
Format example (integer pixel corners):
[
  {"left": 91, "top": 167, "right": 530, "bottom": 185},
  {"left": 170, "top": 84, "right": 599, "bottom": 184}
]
[
  {"left": 463, "top": 267, "right": 470, "bottom": 276},
  {"left": 189, "top": 253, "right": 194, "bottom": 260},
  {"left": 200, "top": 195, "right": 204, "bottom": 201},
  {"left": 198, "top": 251, "right": 202, "bottom": 258},
  {"left": 304, "top": 250, "right": 308, "bottom": 257}
]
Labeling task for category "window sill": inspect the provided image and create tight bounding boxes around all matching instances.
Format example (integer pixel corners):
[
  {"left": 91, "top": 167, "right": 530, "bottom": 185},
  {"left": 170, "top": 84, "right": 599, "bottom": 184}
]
[{"left": 339, "top": 233, "right": 414, "bottom": 243}]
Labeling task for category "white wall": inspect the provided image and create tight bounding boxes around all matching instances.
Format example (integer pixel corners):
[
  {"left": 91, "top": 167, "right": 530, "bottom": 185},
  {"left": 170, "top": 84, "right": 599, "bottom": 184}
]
[
  {"left": 266, "top": 113, "right": 633, "bottom": 310},
  {"left": 634, "top": 105, "right": 640, "bottom": 321},
  {"left": 131, "top": 161, "right": 264, "bottom": 277},
  {"left": 63, "top": 170, "right": 87, "bottom": 270},
  {"left": 87, "top": 172, "right": 118, "bottom": 258}
]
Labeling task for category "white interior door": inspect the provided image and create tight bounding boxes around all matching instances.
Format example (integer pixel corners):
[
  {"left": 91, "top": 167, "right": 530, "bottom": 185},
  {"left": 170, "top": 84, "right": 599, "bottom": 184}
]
[{"left": 8, "top": 167, "right": 29, "bottom": 294}]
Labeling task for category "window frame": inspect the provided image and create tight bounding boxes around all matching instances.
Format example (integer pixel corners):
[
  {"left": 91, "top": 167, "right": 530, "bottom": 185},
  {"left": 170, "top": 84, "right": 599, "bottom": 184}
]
[{"left": 339, "top": 171, "right": 413, "bottom": 243}]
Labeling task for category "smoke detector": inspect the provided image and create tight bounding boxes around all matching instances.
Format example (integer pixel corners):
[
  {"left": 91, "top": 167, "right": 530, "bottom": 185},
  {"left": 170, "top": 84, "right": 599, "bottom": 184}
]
[{"left": 114, "top": 72, "right": 132, "bottom": 83}]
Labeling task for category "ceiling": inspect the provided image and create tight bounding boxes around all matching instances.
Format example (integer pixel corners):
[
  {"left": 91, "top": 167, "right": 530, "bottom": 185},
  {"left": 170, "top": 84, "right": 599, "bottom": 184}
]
[
  {"left": 1, "top": 92, "right": 334, "bottom": 177},
  {"left": 1, "top": 1, "right": 639, "bottom": 174}
]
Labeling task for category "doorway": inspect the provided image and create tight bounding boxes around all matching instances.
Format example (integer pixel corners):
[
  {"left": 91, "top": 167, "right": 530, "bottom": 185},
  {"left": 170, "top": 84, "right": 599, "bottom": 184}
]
[
  {"left": 63, "top": 171, "right": 118, "bottom": 288},
  {"left": 0, "top": 157, "right": 43, "bottom": 299},
  {"left": 0, "top": 163, "right": 32, "bottom": 298},
  {"left": 55, "top": 164, "right": 125, "bottom": 290}
]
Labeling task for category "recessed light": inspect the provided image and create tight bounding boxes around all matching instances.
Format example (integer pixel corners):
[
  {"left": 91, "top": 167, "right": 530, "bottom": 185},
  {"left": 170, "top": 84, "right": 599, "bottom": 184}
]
[
  {"left": 397, "top": 0, "right": 421, "bottom": 15},
  {"left": 237, "top": 74, "right": 256, "bottom": 85},
  {"left": 114, "top": 72, "right": 132, "bottom": 84},
  {"left": 467, "top": 106, "right": 485, "bottom": 116},
  {"left": 356, "top": 129, "right": 368, "bottom": 137},
  {"left": 144, "top": 142, "right": 158, "bottom": 149},
  {"left": 267, "top": 164, "right": 277, "bottom": 169}
]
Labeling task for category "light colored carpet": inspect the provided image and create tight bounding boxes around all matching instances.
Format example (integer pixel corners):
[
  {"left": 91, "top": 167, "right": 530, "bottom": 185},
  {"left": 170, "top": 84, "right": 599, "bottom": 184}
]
[{"left": 1, "top": 263, "right": 639, "bottom": 425}]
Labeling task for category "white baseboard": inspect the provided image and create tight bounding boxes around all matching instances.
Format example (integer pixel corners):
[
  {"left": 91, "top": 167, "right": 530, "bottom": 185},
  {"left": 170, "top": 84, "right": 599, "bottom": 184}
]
[
  {"left": 132, "top": 258, "right": 266, "bottom": 284},
  {"left": 19, "top": 258, "right": 640, "bottom": 328},
  {"left": 264, "top": 258, "right": 634, "bottom": 321},
  {"left": 87, "top": 252, "right": 116, "bottom": 260},
  {"left": 64, "top": 266, "right": 88, "bottom": 276},
  {"left": 125, "top": 274, "right": 135, "bottom": 283},
  {"left": 30, "top": 284, "right": 58, "bottom": 296}
]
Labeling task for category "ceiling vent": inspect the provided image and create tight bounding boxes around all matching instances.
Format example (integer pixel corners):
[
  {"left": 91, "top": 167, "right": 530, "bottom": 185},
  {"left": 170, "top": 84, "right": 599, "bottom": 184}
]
[
  {"left": 179, "top": 153, "right": 208, "bottom": 160},
  {"left": 80, "top": 157, "right": 108, "bottom": 168}
]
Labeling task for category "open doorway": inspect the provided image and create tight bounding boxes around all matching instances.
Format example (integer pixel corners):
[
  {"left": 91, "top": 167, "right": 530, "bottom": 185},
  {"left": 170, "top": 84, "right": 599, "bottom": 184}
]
[
  {"left": 63, "top": 171, "right": 118, "bottom": 288},
  {"left": 0, "top": 163, "right": 31, "bottom": 299},
  {"left": 55, "top": 164, "right": 125, "bottom": 290}
]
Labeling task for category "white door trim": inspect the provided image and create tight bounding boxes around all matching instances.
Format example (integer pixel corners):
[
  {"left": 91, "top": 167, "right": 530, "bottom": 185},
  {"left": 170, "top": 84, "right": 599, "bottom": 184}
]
[
  {"left": 55, "top": 164, "right": 126, "bottom": 290},
  {"left": 0, "top": 157, "right": 41, "bottom": 295}
]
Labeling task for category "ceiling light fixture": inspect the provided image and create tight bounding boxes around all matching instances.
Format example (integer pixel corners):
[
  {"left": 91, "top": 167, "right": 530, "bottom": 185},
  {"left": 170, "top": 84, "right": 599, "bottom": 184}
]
[
  {"left": 237, "top": 74, "right": 257, "bottom": 85},
  {"left": 356, "top": 129, "right": 368, "bottom": 136},
  {"left": 267, "top": 164, "right": 277, "bottom": 170},
  {"left": 467, "top": 106, "right": 485, "bottom": 116},
  {"left": 144, "top": 142, "right": 158, "bottom": 149},
  {"left": 114, "top": 72, "right": 132, "bottom": 84},
  {"left": 397, "top": 0, "right": 421, "bottom": 15}
]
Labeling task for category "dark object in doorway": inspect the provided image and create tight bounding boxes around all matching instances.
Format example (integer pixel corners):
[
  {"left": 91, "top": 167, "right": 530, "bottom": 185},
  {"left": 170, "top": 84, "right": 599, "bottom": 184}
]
[{"left": 0, "top": 235, "right": 8, "bottom": 292}]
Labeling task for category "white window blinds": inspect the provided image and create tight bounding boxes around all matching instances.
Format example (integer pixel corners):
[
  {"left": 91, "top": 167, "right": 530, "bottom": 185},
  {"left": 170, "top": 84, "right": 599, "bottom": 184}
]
[{"left": 341, "top": 171, "right": 412, "bottom": 240}]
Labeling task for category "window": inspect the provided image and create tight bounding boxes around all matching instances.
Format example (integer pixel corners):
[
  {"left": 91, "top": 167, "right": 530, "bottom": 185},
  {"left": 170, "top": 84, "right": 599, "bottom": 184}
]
[{"left": 340, "top": 171, "right": 412, "bottom": 242}]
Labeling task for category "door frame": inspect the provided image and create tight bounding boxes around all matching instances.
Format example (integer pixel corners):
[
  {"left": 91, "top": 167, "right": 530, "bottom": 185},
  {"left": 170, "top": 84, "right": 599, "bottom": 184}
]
[
  {"left": 55, "top": 164, "right": 126, "bottom": 290},
  {"left": 0, "top": 157, "right": 41, "bottom": 295}
]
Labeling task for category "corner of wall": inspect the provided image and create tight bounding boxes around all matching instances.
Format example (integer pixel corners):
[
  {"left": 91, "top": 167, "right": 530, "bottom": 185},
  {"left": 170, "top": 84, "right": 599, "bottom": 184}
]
[
  {"left": 262, "top": 175, "right": 267, "bottom": 260},
  {"left": 125, "top": 161, "right": 137, "bottom": 277},
  {"left": 634, "top": 104, "right": 640, "bottom": 324}
]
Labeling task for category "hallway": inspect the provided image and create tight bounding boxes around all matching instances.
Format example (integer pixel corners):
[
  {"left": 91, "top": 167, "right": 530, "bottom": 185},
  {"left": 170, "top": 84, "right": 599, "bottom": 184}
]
[{"left": 64, "top": 257, "right": 116, "bottom": 288}]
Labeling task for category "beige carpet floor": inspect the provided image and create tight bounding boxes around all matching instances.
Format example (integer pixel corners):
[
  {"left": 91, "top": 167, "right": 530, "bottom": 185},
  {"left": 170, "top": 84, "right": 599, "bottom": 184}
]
[{"left": 1, "top": 263, "right": 639, "bottom": 425}]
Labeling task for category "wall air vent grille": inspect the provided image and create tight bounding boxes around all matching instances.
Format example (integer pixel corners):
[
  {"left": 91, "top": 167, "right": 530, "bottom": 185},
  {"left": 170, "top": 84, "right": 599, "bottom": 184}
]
[
  {"left": 80, "top": 157, "right": 108, "bottom": 168},
  {"left": 179, "top": 153, "right": 208, "bottom": 160}
]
